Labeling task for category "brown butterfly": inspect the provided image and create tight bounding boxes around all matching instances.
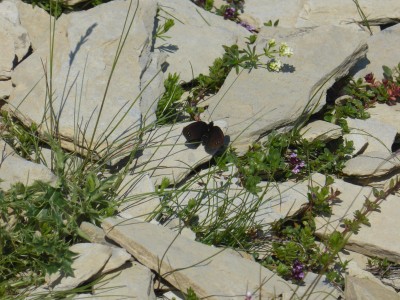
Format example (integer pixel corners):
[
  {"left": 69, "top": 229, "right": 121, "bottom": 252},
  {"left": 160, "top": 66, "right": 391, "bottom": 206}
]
[{"left": 182, "top": 121, "right": 224, "bottom": 151}]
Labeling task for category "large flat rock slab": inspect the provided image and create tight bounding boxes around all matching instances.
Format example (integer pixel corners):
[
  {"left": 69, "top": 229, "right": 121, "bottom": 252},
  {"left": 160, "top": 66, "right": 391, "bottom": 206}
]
[
  {"left": 102, "top": 217, "right": 296, "bottom": 299},
  {"left": 206, "top": 25, "right": 368, "bottom": 153}
]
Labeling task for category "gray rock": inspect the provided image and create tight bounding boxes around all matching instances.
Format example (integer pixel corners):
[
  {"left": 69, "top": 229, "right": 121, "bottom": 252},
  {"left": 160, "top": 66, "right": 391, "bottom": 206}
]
[
  {"left": 13, "top": 0, "right": 54, "bottom": 50},
  {"left": 206, "top": 25, "right": 368, "bottom": 153},
  {"left": 300, "top": 120, "right": 342, "bottom": 143},
  {"left": 345, "top": 275, "right": 400, "bottom": 300},
  {"left": 282, "top": 272, "right": 341, "bottom": 300},
  {"left": 0, "top": 140, "right": 57, "bottom": 191},
  {"left": 0, "top": 80, "right": 12, "bottom": 100},
  {"left": 161, "top": 291, "right": 185, "bottom": 300},
  {"left": 355, "top": 23, "right": 400, "bottom": 79},
  {"left": 240, "top": 0, "right": 304, "bottom": 29},
  {"left": 0, "top": 1, "right": 31, "bottom": 63},
  {"left": 368, "top": 103, "right": 400, "bottom": 135},
  {"left": 102, "top": 217, "right": 297, "bottom": 299},
  {"left": 296, "top": 0, "right": 400, "bottom": 28},
  {"left": 46, "top": 243, "right": 112, "bottom": 291},
  {"left": 155, "top": 0, "right": 249, "bottom": 82},
  {"left": 79, "top": 221, "right": 117, "bottom": 246},
  {"left": 93, "top": 262, "right": 156, "bottom": 299},
  {"left": 118, "top": 173, "right": 160, "bottom": 221},
  {"left": 342, "top": 151, "right": 400, "bottom": 178},
  {"left": 101, "top": 247, "right": 132, "bottom": 275},
  {"left": 346, "top": 117, "right": 396, "bottom": 154},
  {"left": 0, "top": 28, "right": 14, "bottom": 80},
  {"left": 343, "top": 133, "right": 368, "bottom": 157}
]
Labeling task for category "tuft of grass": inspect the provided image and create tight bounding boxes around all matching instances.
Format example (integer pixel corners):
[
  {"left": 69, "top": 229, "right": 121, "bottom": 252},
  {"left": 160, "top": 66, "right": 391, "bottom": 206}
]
[{"left": 156, "top": 73, "right": 185, "bottom": 125}]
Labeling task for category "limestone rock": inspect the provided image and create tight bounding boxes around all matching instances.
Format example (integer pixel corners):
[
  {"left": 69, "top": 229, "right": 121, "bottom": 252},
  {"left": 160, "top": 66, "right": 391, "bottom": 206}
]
[
  {"left": 14, "top": 0, "right": 53, "bottom": 50},
  {"left": 46, "top": 243, "right": 112, "bottom": 291},
  {"left": 101, "top": 247, "right": 132, "bottom": 275},
  {"left": 368, "top": 103, "right": 400, "bottom": 135},
  {"left": 155, "top": 0, "right": 249, "bottom": 82},
  {"left": 355, "top": 23, "right": 400, "bottom": 79},
  {"left": 300, "top": 120, "right": 342, "bottom": 143},
  {"left": 0, "top": 0, "right": 31, "bottom": 64},
  {"left": 282, "top": 272, "right": 341, "bottom": 300},
  {"left": 240, "top": 0, "right": 304, "bottom": 29},
  {"left": 342, "top": 151, "right": 400, "bottom": 179},
  {"left": 93, "top": 262, "right": 156, "bottom": 299},
  {"left": 343, "top": 132, "right": 368, "bottom": 156},
  {"left": 345, "top": 275, "right": 400, "bottom": 300},
  {"left": 0, "top": 80, "right": 12, "bottom": 100},
  {"left": 296, "top": 0, "right": 400, "bottom": 28},
  {"left": 206, "top": 25, "right": 368, "bottom": 153},
  {"left": 346, "top": 117, "right": 396, "bottom": 154},
  {"left": 161, "top": 291, "right": 185, "bottom": 300},
  {"left": 0, "top": 140, "right": 57, "bottom": 191},
  {"left": 79, "top": 221, "right": 117, "bottom": 246},
  {"left": 102, "top": 217, "right": 297, "bottom": 299},
  {"left": 117, "top": 173, "right": 160, "bottom": 221},
  {"left": 0, "top": 28, "right": 15, "bottom": 80}
]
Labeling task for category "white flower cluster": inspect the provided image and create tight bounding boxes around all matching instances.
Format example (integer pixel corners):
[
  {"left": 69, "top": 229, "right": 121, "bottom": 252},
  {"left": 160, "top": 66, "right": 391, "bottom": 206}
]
[
  {"left": 279, "top": 42, "right": 294, "bottom": 57},
  {"left": 267, "top": 59, "right": 283, "bottom": 72},
  {"left": 264, "top": 39, "right": 294, "bottom": 72}
]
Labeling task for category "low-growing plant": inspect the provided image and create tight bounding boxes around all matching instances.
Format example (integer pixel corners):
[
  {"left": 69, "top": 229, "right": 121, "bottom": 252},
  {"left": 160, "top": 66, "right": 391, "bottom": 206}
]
[
  {"left": 154, "top": 18, "right": 175, "bottom": 41},
  {"left": 264, "top": 177, "right": 348, "bottom": 286},
  {"left": 345, "top": 64, "right": 400, "bottom": 106},
  {"left": 185, "top": 287, "right": 201, "bottom": 300},
  {"left": 23, "top": 0, "right": 111, "bottom": 18},
  {"left": 0, "top": 182, "right": 75, "bottom": 295},
  {"left": 264, "top": 19, "right": 280, "bottom": 27},
  {"left": 1, "top": 112, "right": 41, "bottom": 162},
  {"left": 366, "top": 257, "right": 400, "bottom": 279},
  {"left": 156, "top": 73, "right": 185, "bottom": 124},
  {"left": 324, "top": 97, "right": 370, "bottom": 131},
  {"left": 222, "top": 128, "right": 352, "bottom": 195}
]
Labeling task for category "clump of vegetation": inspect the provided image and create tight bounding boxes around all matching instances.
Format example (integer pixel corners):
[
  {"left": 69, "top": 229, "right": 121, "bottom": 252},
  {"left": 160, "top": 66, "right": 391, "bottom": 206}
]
[
  {"left": 218, "top": 130, "right": 353, "bottom": 194},
  {"left": 324, "top": 63, "right": 400, "bottom": 133},
  {"left": 156, "top": 73, "right": 185, "bottom": 125},
  {"left": 0, "top": 149, "right": 121, "bottom": 296},
  {"left": 22, "top": 0, "right": 111, "bottom": 18}
]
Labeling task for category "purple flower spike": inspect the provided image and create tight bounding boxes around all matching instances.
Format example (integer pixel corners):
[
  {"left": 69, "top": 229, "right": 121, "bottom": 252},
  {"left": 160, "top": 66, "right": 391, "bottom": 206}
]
[
  {"left": 224, "top": 7, "right": 236, "bottom": 19},
  {"left": 291, "top": 260, "right": 305, "bottom": 281}
]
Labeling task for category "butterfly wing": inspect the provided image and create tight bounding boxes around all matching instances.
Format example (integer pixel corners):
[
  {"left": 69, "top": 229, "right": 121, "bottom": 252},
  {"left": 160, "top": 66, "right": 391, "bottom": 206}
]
[
  {"left": 204, "top": 124, "right": 224, "bottom": 151},
  {"left": 182, "top": 121, "right": 209, "bottom": 142}
]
